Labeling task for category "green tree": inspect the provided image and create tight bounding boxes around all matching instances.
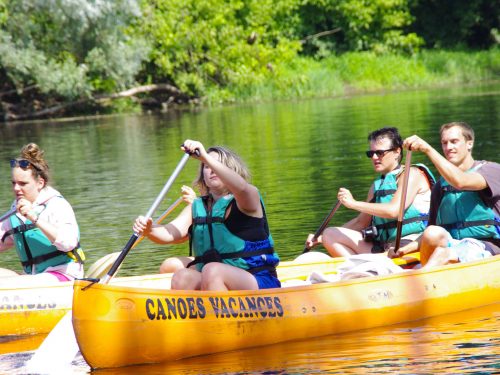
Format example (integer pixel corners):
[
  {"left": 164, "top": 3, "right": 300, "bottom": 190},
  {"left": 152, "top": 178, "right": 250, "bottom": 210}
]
[
  {"left": 409, "top": 0, "right": 499, "bottom": 49},
  {"left": 136, "top": 0, "right": 302, "bottom": 98},
  {"left": 0, "top": 0, "right": 149, "bottom": 99},
  {"left": 296, "top": 0, "right": 423, "bottom": 57}
]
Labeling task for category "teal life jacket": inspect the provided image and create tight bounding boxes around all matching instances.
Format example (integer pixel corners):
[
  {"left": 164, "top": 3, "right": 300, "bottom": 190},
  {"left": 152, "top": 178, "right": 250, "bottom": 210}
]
[
  {"left": 371, "top": 164, "right": 436, "bottom": 249},
  {"left": 188, "top": 194, "right": 279, "bottom": 274},
  {"left": 436, "top": 164, "right": 500, "bottom": 240},
  {"left": 3, "top": 199, "right": 85, "bottom": 274}
]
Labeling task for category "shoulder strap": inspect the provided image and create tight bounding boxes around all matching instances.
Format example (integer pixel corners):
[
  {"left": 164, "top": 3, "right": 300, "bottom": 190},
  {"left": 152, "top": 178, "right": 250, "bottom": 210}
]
[{"left": 1, "top": 222, "right": 36, "bottom": 242}]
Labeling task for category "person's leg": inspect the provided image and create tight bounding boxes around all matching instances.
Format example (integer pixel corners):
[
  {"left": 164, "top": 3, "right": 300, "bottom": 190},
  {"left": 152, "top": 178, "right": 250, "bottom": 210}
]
[
  {"left": 423, "top": 246, "right": 458, "bottom": 268},
  {"left": 419, "top": 226, "right": 449, "bottom": 265},
  {"left": 425, "top": 238, "right": 492, "bottom": 268},
  {"left": 322, "top": 227, "right": 372, "bottom": 257},
  {"left": 200, "top": 262, "right": 258, "bottom": 291},
  {"left": 159, "top": 256, "right": 193, "bottom": 274},
  {"left": 171, "top": 268, "right": 202, "bottom": 290}
]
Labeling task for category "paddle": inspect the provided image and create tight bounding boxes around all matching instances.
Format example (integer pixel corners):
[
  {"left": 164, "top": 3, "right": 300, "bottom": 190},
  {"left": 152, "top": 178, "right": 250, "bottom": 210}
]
[
  {"left": 84, "top": 196, "right": 183, "bottom": 279},
  {"left": 26, "top": 152, "right": 192, "bottom": 373},
  {"left": 100, "top": 152, "right": 191, "bottom": 285},
  {"left": 393, "top": 149, "right": 412, "bottom": 252},
  {"left": 0, "top": 208, "right": 16, "bottom": 223},
  {"left": 303, "top": 200, "right": 342, "bottom": 253}
]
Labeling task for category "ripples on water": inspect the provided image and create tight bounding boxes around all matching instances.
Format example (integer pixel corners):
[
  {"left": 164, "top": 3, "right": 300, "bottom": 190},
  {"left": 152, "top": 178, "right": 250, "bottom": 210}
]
[
  {"left": 0, "top": 303, "right": 498, "bottom": 374},
  {"left": 0, "top": 84, "right": 499, "bottom": 374}
]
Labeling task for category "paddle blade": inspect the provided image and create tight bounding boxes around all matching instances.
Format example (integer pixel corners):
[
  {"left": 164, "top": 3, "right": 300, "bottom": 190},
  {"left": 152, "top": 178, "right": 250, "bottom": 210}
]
[
  {"left": 101, "top": 234, "right": 139, "bottom": 284},
  {"left": 84, "top": 251, "right": 121, "bottom": 279},
  {"left": 25, "top": 311, "right": 79, "bottom": 373}
]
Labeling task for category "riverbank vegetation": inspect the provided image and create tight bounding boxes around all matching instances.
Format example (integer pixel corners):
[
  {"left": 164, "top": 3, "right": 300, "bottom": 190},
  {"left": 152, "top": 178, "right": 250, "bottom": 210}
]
[{"left": 1, "top": 0, "right": 498, "bottom": 121}]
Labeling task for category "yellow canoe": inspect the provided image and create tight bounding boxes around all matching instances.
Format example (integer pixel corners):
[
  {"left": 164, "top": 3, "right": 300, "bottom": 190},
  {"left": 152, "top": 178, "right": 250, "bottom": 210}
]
[
  {"left": 72, "top": 255, "right": 499, "bottom": 369},
  {"left": 1, "top": 253, "right": 380, "bottom": 337}
]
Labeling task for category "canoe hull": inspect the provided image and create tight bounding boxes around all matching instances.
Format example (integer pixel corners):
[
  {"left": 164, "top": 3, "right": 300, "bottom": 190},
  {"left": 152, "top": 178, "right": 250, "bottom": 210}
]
[
  {"left": 72, "top": 256, "right": 500, "bottom": 369},
  {"left": 0, "top": 281, "right": 72, "bottom": 337},
  {"left": 0, "top": 256, "right": 349, "bottom": 337}
]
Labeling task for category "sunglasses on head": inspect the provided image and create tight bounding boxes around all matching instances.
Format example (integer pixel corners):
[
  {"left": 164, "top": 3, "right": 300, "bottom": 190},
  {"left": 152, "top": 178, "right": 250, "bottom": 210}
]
[
  {"left": 10, "top": 159, "right": 40, "bottom": 171},
  {"left": 365, "top": 148, "right": 396, "bottom": 158}
]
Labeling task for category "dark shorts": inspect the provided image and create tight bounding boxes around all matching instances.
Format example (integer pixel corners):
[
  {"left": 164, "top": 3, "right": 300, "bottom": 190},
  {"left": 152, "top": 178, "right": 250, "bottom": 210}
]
[
  {"left": 254, "top": 271, "right": 281, "bottom": 289},
  {"left": 482, "top": 240, "right": 500, "bottom": 256}
]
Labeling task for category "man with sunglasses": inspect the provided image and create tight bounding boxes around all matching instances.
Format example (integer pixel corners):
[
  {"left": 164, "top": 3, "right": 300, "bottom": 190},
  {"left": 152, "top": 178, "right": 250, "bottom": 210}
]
[
  {"left": 394, "top": 122, "right": 500, "bottom": 266},
  {"left": 0, "top": 143, "right": 85, "bottom": 282},
  {"left": 306, "top": 127, "right": 435, "bottom": 257}
]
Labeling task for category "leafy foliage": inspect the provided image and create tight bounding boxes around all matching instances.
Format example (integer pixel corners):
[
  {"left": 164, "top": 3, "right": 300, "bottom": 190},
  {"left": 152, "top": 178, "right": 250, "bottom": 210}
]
[
  {"left": 409, "top": 0, "right": 500, "bottom": 49},
  {"left": 136, "top": 0, "right": 301, "bottom": 97},
  {"left": 0, "top": 0, "right": 149, "bottom": 98},
  {"left": 0, "top": 0, "right": 498, "bottom": 119},
  {"left": 296, "top": 0, "right": 423, "bottom": 57}
]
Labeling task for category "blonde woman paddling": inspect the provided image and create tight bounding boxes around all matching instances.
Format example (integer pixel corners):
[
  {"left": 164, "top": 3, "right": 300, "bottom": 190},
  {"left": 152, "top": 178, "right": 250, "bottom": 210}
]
[{"left": 134, "top": 140, "right": 280, "bottom": 291}]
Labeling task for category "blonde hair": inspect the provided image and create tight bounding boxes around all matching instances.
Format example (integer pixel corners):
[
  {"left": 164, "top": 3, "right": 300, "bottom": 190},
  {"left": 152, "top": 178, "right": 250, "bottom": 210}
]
[
  {"left": 18, "top": 143, "right": 50, "bottom": 186},
  {"left": 194, "top": 146, "right": 251, "bottom": 196}
]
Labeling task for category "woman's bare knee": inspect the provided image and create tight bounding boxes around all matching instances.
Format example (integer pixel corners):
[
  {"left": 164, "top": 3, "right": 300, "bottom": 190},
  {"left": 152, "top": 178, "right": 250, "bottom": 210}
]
[
  {"left": 171, "top": 269, "right": 200, "bottom": 290},
  {"left": 159, "top": 256, "right": 193, "bottom": 274},
  {"left": 160, "top": 258, "right": 183, "bottom": 274},
  {"left": 422, "top": 226, "right": 449, "bottom": 247},
  {"left": 424, "top": 246, "right": 457, "bottom": 268}
]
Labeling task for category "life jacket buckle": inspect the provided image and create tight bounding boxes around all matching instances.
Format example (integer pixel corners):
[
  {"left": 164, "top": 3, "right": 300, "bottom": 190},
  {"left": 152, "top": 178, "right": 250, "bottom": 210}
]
[{"left": 203, "top": 249, "right": 223, "bottom": 263}]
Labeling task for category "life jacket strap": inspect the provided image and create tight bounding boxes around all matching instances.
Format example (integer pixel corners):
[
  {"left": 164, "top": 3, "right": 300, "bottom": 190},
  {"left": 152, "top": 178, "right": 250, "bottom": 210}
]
[
  {"left": 1, "top": 223, "right": 36, "bottom": 242},
  {"left": 21, "top": 250, "right": 66, "bottom": 267},
  {"left": 20, "top": 245, "right": 85, "bottom": 268},
  {"left": 373, "top": 188, "right": 397, "bottom": 198},
  {"left": 441, "top": 219, "right": 500, "bottom": 230},
  {"left": 374, "top": 214, "right": 429, "bottom": 231},
  {"left": 187, "top": 247, "right": 275, "bottom": 268},
  {"left": 192, "top": 217, "right": 225, "bottom": 225}
]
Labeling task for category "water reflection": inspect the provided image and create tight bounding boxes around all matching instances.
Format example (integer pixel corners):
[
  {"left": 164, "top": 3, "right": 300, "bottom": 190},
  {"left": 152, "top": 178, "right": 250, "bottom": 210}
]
[{"left": 1, "top": 303, "right": 496, "bottom": 374}]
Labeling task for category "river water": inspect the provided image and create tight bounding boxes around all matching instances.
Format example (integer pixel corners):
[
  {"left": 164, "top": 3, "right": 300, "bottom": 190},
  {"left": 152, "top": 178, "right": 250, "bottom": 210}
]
[{"left": 0, "top": 82, "right": 499, "bottom": 373}]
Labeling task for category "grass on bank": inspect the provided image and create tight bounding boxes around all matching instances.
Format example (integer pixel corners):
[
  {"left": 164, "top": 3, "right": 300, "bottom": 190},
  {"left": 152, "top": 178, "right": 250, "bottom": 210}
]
[{"left": 204, "top": 49, "right": 500, "bottom": 104}]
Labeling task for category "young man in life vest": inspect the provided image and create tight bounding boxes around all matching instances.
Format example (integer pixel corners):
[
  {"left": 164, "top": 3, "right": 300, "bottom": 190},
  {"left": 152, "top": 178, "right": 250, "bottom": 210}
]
[
  {"left": 394, "top": 122, "right": 500, "bottom": 266},
  {"left": 0, "top": 143, "right": 84, "bottom": 282},
  {"left": 305, "top": 127, "right": 435, "bottom": 257}
]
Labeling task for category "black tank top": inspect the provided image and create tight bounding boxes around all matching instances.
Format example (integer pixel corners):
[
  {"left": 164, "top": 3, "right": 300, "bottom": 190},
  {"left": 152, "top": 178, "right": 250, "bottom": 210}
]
[{"left": 224, "top": 199, "right": 270, "bottom": 241}]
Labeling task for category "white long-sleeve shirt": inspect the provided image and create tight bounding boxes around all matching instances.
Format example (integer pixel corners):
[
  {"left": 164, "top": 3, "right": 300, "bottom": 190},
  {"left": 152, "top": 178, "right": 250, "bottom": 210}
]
[{"left": 0, "top": 186, "right": 83, "bottom": 279}]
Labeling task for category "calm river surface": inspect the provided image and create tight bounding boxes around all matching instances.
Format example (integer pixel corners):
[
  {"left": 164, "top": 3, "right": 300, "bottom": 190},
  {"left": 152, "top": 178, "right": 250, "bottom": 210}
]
[{"left": 0, "top": 82, "right": 499, "bottom": 373}]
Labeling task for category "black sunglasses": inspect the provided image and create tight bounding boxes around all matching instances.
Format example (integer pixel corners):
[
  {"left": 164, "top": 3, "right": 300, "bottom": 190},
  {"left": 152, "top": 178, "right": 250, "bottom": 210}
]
[
  {"left": 10, "top": 159, "right": 40, "bottom": 171},
  {"left": 365, "top": 148, "right": 396, "bottom": 158}
]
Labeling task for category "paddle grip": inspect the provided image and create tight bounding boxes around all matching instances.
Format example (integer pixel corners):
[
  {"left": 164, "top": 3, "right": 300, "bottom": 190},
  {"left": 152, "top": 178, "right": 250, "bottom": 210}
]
[{"left": 180, "top": 144, "right": 201, "bottom": 158}]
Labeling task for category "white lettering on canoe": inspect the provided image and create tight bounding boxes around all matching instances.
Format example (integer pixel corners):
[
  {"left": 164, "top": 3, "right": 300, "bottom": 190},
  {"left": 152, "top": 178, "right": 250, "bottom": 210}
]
[{"left": 0, "top": 295, "right": 57, "bottom": 310}]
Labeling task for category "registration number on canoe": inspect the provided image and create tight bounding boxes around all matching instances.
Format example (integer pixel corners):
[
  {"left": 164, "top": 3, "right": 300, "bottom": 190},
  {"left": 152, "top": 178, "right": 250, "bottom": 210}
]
[{"left": 145, "top": 296, "right": 284, "bottom": 320}]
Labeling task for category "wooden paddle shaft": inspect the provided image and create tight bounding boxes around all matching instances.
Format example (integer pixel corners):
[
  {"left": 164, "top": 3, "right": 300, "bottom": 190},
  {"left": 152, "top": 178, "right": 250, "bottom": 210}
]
[
  {"left": 394, "top": 150, "right": 412, "bottom": 252},
  {"left": 303, "top": 200, "right": 342, "bottom": 253}
]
